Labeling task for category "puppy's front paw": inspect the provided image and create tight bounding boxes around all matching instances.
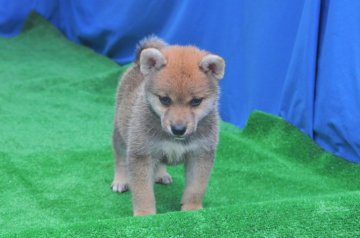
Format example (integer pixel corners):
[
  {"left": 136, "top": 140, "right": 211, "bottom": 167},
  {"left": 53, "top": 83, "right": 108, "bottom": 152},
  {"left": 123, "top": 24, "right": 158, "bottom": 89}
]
[
  {"left": 134, "top": 209, "right": 156, "bottom": 216},
  {"left": 181, "top": 203, "right": 203, "bottom": 211},
  {"left": 111, "top": 179, "right": 129, "bottom": 193},
  {"left": 155, "top": 173, "right": 173, "bottom": 185}
]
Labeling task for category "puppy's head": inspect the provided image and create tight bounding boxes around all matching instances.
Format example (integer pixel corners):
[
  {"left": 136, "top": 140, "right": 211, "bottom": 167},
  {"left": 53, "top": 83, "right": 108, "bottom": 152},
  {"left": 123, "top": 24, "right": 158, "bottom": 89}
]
[{"left": 140, "top": 46, "right": 225, "bottom": 140}]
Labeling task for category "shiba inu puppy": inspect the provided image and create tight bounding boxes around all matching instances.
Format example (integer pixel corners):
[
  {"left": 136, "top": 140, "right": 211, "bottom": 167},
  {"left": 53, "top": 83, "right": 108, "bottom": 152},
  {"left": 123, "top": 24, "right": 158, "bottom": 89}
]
[{"left": 111, "top": 36, "right": 225, "bottom": 216}]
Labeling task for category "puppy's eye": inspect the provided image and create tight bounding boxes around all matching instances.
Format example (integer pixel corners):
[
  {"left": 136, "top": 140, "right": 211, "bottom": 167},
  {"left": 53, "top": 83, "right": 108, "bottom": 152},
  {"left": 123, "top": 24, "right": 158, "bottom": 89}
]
[
  {"left": 190, "top": 98, "right": 203, "bottom": 107},
  {"left": 159, "top": 96, "right": 172, "bottom": 106}
]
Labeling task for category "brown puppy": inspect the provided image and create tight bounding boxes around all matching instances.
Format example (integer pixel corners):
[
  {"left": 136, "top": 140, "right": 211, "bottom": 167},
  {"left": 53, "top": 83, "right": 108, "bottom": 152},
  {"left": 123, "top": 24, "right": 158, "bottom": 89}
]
[{"left": 111, "top": 36, "right": 225, "bottom": 216}]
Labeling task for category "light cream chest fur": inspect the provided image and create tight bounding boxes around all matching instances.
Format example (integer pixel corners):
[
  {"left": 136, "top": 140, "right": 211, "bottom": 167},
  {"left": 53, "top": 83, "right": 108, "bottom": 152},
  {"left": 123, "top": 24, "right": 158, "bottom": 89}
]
[{"left": 151, "top": 140, "right": 205, "bottom": 164}]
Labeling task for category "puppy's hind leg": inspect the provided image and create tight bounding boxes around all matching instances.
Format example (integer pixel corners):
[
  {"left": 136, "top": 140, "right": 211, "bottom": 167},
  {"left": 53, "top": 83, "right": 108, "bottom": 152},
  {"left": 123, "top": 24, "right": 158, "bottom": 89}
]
[
  {"left": 155, "top": 163, "right": 173, "bottom": 185},
  {"left": 111, "top": 127, "right": 129, "bottom": 193}
]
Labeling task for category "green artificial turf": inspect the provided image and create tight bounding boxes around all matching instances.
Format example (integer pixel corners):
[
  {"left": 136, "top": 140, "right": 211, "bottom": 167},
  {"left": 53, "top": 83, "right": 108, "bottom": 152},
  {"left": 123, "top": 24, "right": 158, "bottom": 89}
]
[{"left": 1, "top": 13, "right": 360, "bottom": 237}]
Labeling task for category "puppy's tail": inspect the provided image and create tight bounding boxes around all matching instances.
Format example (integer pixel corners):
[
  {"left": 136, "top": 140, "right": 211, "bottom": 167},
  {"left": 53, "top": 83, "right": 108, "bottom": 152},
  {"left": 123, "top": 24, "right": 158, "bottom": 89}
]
[{"left": 135, "top": 35, "right": 168, "bottom": 63}]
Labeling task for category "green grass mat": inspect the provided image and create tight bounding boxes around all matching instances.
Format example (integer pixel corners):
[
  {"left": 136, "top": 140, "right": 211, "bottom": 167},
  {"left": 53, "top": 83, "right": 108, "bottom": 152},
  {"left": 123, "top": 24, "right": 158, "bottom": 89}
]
[{"left": 1, "top": 13, "right": 360, "bottom": 237}]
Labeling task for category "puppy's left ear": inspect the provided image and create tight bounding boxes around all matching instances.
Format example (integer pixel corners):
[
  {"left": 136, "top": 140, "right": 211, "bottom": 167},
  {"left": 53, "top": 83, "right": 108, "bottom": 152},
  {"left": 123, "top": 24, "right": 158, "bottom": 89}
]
[{"left": 199, "top": 54, "right": 225, "bottom": 80}]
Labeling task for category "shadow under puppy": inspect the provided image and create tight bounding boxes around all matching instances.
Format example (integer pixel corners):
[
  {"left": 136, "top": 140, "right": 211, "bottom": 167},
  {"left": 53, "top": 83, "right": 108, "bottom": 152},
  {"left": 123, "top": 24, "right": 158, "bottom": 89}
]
[{"left": 111, "top": 36, "right": 225, "bottom": 216}]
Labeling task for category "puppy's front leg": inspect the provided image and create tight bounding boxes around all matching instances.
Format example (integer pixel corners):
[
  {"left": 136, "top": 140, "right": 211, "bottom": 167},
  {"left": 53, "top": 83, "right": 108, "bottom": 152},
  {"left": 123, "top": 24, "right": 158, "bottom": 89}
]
[
  {"left": 181, "top": 151, "right": 214, "bottom": 211},
  {"left": 128, "top": 156, "right": 156, "bottom": 216}
]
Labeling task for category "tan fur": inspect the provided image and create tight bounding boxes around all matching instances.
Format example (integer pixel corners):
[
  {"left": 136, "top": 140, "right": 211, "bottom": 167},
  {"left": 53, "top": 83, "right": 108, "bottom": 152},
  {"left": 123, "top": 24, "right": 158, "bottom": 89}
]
[{"left": 111, "top": 36, "right": 225, "bottom": 216}]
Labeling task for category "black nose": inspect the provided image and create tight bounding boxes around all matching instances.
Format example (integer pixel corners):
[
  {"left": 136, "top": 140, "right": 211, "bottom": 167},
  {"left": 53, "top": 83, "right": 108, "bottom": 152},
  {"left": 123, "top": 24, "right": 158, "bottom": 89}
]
[{"left": 171, "top": 124, "right": 187, "bottom": 136}]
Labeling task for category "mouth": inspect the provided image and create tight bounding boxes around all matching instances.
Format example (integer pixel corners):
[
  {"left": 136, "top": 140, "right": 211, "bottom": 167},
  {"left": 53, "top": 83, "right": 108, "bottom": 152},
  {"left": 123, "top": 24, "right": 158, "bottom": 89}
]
[{"left": 173, "top": 135, "right": 186, "bottom": 141}]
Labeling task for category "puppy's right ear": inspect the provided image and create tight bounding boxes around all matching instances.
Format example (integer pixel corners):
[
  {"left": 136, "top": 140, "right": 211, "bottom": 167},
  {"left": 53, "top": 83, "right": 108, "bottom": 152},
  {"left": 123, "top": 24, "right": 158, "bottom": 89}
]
[{"left": 140, "top": 48, "right": 167, "bottom": 76}]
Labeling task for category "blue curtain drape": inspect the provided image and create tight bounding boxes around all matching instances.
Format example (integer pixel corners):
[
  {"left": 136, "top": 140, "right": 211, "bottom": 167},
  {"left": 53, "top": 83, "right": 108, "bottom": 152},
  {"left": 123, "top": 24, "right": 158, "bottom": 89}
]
[{"left": 1, "top": 0, "right": 359, "bottom": 163}]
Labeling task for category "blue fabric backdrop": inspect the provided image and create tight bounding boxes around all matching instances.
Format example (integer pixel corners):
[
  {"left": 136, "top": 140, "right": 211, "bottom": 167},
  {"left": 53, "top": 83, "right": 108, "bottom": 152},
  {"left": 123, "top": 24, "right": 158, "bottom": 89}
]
[{"left": 1, "top": 0, "right": 359, "bottom": 163}]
